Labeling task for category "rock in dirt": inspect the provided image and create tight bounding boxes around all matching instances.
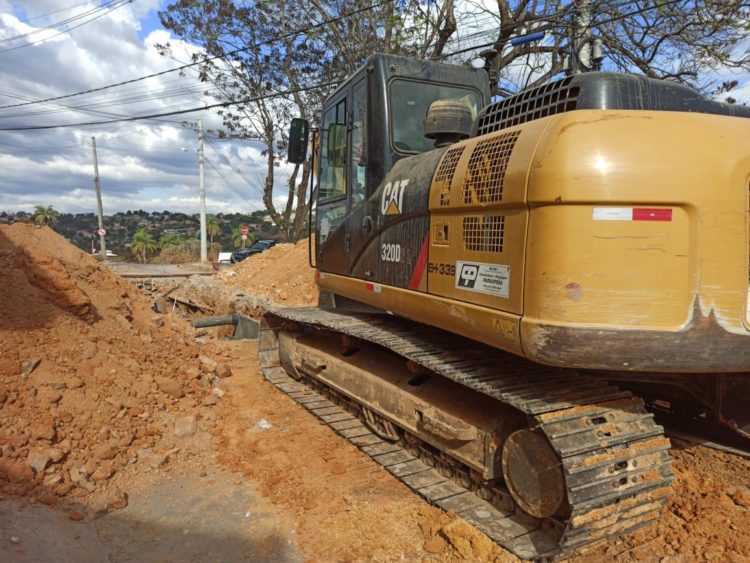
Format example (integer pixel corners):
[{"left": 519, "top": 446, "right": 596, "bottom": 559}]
[
  {"left": 66, "top": 376, "right": 84, "bottom": 389},
  {"left": 87, "top": 496, "right": 109, "bottom": 519},
  {"left": 106, "top": 488, "right": 128, "bottom": 509},
  {"left": 423, "top": 536, "right": 447, "bottom": 554},
  {"left": 216, "top": 363, "right": 232, "bottom": 378},
  {"left": 30, "top": 421, "right": 56, "bottom": 442},
  {"left": 199, "top": 355, "right": 217, "bottom": 372},
  {"left": 20, "top": 357, "right": 41, "bottom": 378},
  {"left": 137, "top": 448, "right": 166, "bottom": 469},
  {"left": 26, "top": 449, "right": 52, "bottom": 473},
  {"left": 93, "top": 443, "right": 117, "bottom": 461},
  {"left": 174, "top": 415, "right": 197, "bottom": 438},
  {"left": 731, "top": 487, "right": 750, "bottom": 508},
  {"left": 1, "top": 459, "right": 34, "bottom": 483},
  {"left": 91, "top": 464, "right": 114, "bottom": 481},
  {"left": 155, "top": 376, "right": 185, "bottom": 399}
]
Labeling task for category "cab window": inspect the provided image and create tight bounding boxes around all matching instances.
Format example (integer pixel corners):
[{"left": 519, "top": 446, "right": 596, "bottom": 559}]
[
  {"left": 319, "top": 99, "right": 347, "bottom": 200},
  {"left": 389, "top": 80, "right": 481, "bottom": 153},
  {"left": 350, "top": 79, "right": 367, "bottom": 204}
]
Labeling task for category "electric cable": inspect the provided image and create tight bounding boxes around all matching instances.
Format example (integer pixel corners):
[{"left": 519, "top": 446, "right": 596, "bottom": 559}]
[
  {"left": 0, "top": 0, "right": 132, "bottom": 54},
  {"left": 0, "top": 79, "right": 343, "bottom": 131},
  {"left": 0, "top": 0, "right": 390, "bottom": 110},
  {"left": 0, "top": 0, "right": 126, "bottom": 44}
]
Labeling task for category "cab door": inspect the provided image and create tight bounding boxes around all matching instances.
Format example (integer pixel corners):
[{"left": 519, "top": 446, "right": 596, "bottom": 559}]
[
  {"left": 345, "top": 78, "right": 379, "bottom": 277},
  {"left": 316, "top": 95, "right": 349, "bottom": 274}
]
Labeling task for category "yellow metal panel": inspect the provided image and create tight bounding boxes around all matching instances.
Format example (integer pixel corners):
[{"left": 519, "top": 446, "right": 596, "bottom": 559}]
[
  {"left": 525, "top": 110, "right": 750, "bottom": 333},
  {"left": 317, "top": 273, "right": 523, "bottom": 355},
  {"left": 523, "top": 205, "right": 692, "bottom": 328},
  {"left": 427, "top": 118, "right": 552, "bottom": 315}
]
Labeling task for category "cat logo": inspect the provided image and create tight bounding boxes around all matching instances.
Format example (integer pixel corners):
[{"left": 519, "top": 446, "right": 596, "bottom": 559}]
[{"left": 381, "top": 179, "right": 409, "bottom": 215}]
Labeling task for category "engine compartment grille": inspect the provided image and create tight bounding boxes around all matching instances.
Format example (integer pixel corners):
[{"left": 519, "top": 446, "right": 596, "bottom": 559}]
[
  {"left": 463, "top": 215, "right": 505, "bottom": 253},
  {"left": 476, "top": 77, "right": 579, "bottom": 136},
  {"left": 436, "top": 146, "right": 465, "bottom": 206},
  {"left": 463, "top": 131, "right": 520, "bottom": 204}
]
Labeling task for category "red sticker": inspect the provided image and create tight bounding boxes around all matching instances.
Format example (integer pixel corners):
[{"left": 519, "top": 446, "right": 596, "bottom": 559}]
[{"left": 632, "top": 208, "right": 672, "bottom": 222}]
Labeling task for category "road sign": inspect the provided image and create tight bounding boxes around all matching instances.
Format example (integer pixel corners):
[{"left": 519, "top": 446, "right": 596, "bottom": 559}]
[
  {"left": 241, "top": 234, "right": 248, "bottom": 241},
  {"left": 241, "top": 225, "right": 249, "bottom": 235},
  {"left": 97, "top": 228, "right": 106, "bottom": 236}
]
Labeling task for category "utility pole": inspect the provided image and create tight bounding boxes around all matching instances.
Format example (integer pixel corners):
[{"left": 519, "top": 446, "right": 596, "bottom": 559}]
[
  {"left": 573, "top": 0, "right": 592, "bottom": 74},
  {"left": 198, "top": 117, "right": 208, "bottom": 264},
  {"left": 91, "top": 136, "right": 107, "bottom": 261}
]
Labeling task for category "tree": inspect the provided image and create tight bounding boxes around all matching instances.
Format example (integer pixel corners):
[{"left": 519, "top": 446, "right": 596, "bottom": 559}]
[
  {"left": 158, "top": 0, "right": 748, "bottom": 239},
  {"left": 206, "top": 214, "right": 220, "bottom": 246},
  {"left": 231, "top": 225, "right": 253, "bottom": 248},
  {"left": 159, "top": 233, "right": 182, "bottom": 250},
  {"left": 33, "top": 205, "right": 59, "bottom": 227},
  {"left": 130, "top": 228, "right": 157, "bottom": 263},
  {"left": 158, "top": 0, "right": 432, "bottom": 242}
]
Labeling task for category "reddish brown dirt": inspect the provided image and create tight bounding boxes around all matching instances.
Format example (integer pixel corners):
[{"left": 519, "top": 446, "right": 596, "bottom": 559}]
[
  {"left": 219, "top": 239, "right": 318, "bottom": 307},
  {"left": 215, "top": 340, "right": 513, "bottom": 562},
  {"left": 0, "top": 224, "right": 228, "bottom": 518}
]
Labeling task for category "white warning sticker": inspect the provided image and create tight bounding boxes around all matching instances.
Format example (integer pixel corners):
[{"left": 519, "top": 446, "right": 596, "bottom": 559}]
[
  {"left": 455, "top": 261, "right": 510, "bottom": 298},
  {"left": 592, "top": 207, "right": 633, "bottom": 221}
]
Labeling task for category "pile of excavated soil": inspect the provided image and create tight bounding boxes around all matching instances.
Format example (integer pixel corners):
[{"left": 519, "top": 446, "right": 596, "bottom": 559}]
[
  {"left": 0, "top": 224, "right": 230, "bottom": 519},
  {"left": 219, "top": 239, "right": 318, "bottom": 307}
]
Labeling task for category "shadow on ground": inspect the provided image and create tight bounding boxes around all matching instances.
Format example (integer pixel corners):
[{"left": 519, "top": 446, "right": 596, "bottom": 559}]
[{"left": 0, "top": 469, "right": 302, "bottom": 563}]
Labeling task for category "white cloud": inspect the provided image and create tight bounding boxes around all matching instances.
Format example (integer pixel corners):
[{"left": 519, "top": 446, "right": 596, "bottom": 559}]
[{"left": 0, "top": 1, "right": 294, "bottom": 216}]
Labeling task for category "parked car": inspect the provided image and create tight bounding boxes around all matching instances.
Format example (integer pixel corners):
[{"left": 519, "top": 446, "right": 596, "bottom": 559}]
[{"left": 230, "top": 239, "right": 277, "bottom": 263}]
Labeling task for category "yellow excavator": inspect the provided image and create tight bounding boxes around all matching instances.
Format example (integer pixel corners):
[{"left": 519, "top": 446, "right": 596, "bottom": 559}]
[{"left": 259, "top": 53, "right": 750, "bottom": 559}]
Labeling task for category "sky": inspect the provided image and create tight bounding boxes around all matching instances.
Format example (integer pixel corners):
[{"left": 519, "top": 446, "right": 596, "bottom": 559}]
[
  {"left": 0, "top": 0, "right": 278, "bottom": 216},
  {"left": 0, "top": 1, "right": 748, "bottom": 217}
]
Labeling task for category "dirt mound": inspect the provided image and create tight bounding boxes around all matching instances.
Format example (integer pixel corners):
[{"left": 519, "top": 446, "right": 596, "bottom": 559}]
[
  {"left": 0, "top": 224, "right": 228, "bottom": 519},
  {"left": 219, "top": 239, "right": 318, "bottom": 307}
]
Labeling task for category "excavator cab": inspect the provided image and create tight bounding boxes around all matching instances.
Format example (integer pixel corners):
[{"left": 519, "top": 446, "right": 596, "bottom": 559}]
[{"left": 288, "top": 54, "right": 490, "bottom": 276}]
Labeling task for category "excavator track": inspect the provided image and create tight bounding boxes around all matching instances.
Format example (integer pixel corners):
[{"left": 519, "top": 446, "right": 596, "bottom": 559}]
[{"left": 259, "top": 307, "right": 674, "bottom": 560}]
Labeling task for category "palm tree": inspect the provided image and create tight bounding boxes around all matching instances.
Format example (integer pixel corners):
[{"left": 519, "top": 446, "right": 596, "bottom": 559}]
[
  {"left": 130, "top": 228, "right": 157, "bottom": 263},
  {"left": 206, "top": 214, "right": 220, "bottom": 245},
  {"left": 232, "top": 226, "right": 253, "bottom": 249},
  {"left": 159, "top": 233, "right": 182, "bottom": 250},
  {"left": 33, "top": 205, "right": 59, "bottom": 227}
]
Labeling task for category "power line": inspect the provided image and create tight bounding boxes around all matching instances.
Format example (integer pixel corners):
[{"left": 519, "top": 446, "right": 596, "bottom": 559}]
[
  {"left": 0, "top": 0, "right": 390, "bottom": 110},
  {"left": 205, "top": 138, "right": 265, "bottom": 198},
  {"left": 0, "top": 80, "right": 341, "bottom": 131},
  {"left": 435, "top": 0, "right": 687, "bottom": 62},
  {"left": 0, "top": 0, "right": 132, "bottom": 54},
  {"left": 23, "top": 0, "right": 102, "bottom": 22},
  {"left": 204, "top": 157, "right": 264, "bottom": 213},
  {"left": 0, "top": 0, "right": 126, "bottom": 44}
]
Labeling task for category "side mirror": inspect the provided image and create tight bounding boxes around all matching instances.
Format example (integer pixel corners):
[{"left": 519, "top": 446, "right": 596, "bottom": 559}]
[
  {"left": 327, "top": 123, "right": 346, "bottom": 168},
  {"left": 288, "top": 118, "right": 309, "bottom": 164}
]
